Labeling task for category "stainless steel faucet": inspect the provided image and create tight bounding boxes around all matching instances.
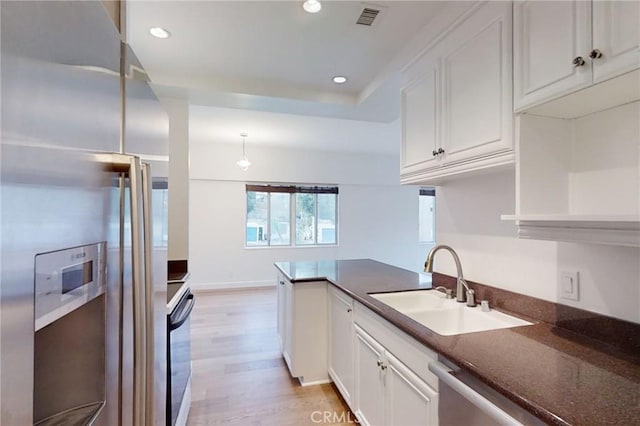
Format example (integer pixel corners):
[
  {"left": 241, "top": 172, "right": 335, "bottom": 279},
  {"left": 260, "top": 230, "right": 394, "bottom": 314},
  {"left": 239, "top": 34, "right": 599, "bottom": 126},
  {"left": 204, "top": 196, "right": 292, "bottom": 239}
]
[{"left": 424, "top": 245, "right": 476, "bottom": 307}]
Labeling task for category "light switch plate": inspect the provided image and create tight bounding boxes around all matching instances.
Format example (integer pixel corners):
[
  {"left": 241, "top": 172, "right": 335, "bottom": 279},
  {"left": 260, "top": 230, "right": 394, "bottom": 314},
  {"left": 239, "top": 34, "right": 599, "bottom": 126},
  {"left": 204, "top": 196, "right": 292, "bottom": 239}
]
[{"left": 560, "top": 271, "right": 580, "bottom": 301}]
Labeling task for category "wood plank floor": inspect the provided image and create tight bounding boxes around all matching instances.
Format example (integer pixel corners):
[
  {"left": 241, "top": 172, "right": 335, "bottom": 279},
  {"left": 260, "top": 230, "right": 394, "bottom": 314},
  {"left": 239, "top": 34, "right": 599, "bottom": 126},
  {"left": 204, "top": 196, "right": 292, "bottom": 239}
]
[{"left": 187, "top": 287, "right": 355, "bottom": 425}]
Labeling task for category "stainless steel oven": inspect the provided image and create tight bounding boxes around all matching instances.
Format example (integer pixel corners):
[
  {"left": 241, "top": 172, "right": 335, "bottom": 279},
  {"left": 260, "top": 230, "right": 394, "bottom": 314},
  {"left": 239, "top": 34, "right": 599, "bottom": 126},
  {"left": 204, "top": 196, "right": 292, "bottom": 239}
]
[{"left": 167, "top": 283, "right": 194, "bottom": 426}]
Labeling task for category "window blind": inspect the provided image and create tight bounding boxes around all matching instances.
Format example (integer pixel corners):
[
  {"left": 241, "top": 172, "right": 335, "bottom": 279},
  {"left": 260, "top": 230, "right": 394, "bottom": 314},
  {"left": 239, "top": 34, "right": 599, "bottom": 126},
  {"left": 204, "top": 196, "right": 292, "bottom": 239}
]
[{"left": 246, "top": 184, "right": 338, "bottom": 194}]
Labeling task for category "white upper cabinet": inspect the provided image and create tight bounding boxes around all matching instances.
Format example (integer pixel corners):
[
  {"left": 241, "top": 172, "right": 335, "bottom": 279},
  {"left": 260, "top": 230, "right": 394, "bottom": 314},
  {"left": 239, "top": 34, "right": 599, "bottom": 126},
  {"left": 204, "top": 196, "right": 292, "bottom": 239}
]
[
  {"left": 507, "top": 0, "right": 640, "bottom": 246},
  {"left": 401, "top": 56, "right": 440, "bottom": 177},
  {"left": 441, "top": 2, "right": 513, "bottom": 165},
  {"left": 592, "top": 1, "right": 640, "bottom": 83},
  {"left": 514, "top": 1, "right": 591, "bottom": 110},
  {"left": 514, "top": 0, "right": 640, "bottom": 112},
  {"left": 400, "top": 1, "right": 513, "bottom": 184}
]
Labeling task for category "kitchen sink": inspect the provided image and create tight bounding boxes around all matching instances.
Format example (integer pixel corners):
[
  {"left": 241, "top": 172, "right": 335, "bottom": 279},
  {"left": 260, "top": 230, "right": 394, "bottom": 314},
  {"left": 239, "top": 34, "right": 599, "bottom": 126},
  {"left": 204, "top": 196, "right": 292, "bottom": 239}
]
[{"left": 370, "top": 290, "right": 532, "bottom": 336}]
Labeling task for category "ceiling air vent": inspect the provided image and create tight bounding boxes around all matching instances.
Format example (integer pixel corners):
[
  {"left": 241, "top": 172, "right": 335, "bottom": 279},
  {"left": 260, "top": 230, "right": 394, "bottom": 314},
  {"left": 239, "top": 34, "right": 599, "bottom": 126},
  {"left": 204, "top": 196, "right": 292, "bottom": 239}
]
[{"left": 356, "top": 7, "right": 380, "bottom": 26}]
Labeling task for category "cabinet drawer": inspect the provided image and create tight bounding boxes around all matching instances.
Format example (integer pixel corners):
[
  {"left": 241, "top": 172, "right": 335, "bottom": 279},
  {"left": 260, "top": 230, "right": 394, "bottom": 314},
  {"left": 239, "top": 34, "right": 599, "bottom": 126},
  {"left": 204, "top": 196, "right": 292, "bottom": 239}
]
[{"left": 354, "top": 301, "right": 438, "bottom": 390}]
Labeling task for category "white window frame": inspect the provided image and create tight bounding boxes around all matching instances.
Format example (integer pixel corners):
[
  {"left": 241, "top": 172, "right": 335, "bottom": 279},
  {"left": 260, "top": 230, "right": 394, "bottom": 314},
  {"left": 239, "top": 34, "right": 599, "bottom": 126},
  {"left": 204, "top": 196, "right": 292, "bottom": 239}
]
[
  {"left": 419, "top": 187, "right": 436, "bottom": 244},
  {"left": 245, "top": 184, "right": 339, "bottom": 248}
]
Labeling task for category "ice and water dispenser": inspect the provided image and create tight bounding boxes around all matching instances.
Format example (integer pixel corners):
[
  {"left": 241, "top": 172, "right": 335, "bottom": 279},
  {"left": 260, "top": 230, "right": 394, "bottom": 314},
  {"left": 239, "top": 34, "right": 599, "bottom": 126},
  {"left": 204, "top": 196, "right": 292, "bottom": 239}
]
[{"left": 33, "top": 242, "right": 107, "bottom": 425}]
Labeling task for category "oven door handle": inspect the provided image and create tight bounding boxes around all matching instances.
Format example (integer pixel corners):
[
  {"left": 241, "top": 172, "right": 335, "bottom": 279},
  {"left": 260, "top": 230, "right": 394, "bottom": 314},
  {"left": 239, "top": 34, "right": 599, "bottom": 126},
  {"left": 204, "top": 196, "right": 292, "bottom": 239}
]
[{"left": 169, "top": 294, "right": 195, "bottom": 331}]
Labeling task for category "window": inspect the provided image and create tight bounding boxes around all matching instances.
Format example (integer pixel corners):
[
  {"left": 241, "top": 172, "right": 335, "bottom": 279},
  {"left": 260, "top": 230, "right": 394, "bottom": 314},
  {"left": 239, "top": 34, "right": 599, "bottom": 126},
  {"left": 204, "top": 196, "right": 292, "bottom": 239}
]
[
  {"left": 151, "top": 179, "right": 169, "bottom": 248},
  {"left": 419, "top": 188, "right": 436, "bottom": 243},
  {"left": 246, "top": 184, "right": 338, "bottom": 247}
]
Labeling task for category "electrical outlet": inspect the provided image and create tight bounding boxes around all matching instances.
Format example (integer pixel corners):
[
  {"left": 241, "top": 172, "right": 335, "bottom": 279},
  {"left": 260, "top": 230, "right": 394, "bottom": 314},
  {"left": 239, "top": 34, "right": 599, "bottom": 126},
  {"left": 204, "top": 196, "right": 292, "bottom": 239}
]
[{"left": 560, "top": 271, "right": 580, "bottom": 301}]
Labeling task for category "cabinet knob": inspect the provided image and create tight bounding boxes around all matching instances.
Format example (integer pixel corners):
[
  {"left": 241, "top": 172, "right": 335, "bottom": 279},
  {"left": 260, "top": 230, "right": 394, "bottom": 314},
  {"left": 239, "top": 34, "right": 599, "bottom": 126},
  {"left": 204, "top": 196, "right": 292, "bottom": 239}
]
[
  {"left": 376, "top": 359, "right": 383, "bottom": 367},
  {"left": 589, "top": 49, "right": 602, "bottom": 59},
  {"left": 437, "top": 147, "right": 445, "bottom": 155},
  {"left": 432, "top": 149, "right": 438, "bottom": 157},
  {"left": 380, "top": 363, "right": 387, "bottom": 370},
  {"left": 572, "top": 56, "right": 585, "bottom": 67},
  {"left": 347, "top": 308, "right": 352, "bottom": 313},
  {"left": 279, "top": 281, "right": 284, "bottom": 286}
]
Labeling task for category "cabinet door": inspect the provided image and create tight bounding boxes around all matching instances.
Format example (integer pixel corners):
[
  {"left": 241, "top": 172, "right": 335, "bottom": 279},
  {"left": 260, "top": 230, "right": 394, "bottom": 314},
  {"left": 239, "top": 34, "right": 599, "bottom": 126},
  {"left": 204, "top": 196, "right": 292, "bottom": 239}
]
[
  {"left": 279, "top": 280, "right": 328, "bottom": 384},
  {"left": 401, "top": 54, "right": 440, "bottom": 180},
  {"left": 282, "top": 279, "right": 295, "bottom": 374},
  {"left": 441, "top": 1, "right": 513, "bottom": 164},
  {"left": 276, "top": 275, "right": 286, "bottom": 352},
  {"left": 354, "top": 325, "right": 385, "bottom": 426},
  {"left": 514, "top": 0, "right": 592, "bottom": 110},
  {"left": 592, "top": 1, "right": 640, "bottom": 83},
  {"left": 328, "top": 287, "right": 353, "bottom": 406},
  {"left": 386, "top": 352, "right": 438, "bottom": 426}
]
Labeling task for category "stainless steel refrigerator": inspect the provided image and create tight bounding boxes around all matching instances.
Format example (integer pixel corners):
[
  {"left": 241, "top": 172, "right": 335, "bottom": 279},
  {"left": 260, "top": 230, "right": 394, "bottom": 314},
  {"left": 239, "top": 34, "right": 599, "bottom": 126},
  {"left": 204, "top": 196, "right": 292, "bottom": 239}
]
[{"left": 1, "top": 1, "right": 169, "bottom": 425}]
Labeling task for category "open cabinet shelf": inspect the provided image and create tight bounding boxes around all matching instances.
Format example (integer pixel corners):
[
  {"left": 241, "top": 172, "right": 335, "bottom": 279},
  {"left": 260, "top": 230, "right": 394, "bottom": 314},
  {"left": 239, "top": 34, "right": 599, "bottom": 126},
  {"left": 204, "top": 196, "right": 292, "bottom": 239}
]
[{"left": 505, "top": 100, "right": 640, "bottom": 247}]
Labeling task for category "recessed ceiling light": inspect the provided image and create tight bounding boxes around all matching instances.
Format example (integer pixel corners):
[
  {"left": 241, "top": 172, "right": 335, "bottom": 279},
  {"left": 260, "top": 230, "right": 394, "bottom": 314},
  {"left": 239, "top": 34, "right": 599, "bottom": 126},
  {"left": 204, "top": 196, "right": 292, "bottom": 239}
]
[
  {"left": 149, "top": 27, "right": 171, "bottom": 39},
  {"left": 303, "top": 0, "right": 322, "bottom": 13},
  {"left": 333, "top": 76, "right": 347, "bottom": 84}
]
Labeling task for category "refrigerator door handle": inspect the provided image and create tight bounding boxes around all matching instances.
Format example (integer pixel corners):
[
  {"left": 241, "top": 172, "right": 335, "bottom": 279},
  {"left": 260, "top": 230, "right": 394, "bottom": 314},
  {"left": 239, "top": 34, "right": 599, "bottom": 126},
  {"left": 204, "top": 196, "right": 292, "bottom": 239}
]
[
  {"left": 141, "top": 162, "right": 155, "bottom": 425},
  {"left": 95, "top": 153, "right": 148, "bottom": 426}
]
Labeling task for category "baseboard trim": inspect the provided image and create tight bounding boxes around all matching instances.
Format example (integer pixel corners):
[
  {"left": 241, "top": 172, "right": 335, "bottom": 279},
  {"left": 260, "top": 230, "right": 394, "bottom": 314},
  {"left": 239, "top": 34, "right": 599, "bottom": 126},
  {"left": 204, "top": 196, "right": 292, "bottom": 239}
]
[
  {"left": 299, "top": 378, "right": 332, "bottom": 387},
  {"left": 190, "top": 280, "right": 275, "bottom": 291}
]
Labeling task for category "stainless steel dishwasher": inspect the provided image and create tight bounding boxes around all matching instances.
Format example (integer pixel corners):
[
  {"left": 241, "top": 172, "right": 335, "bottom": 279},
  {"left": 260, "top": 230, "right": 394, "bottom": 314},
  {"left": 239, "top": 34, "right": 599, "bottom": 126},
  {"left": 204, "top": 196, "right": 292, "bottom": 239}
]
[{"left": 429, "top": 357, "right": 547, "bottom": 426}]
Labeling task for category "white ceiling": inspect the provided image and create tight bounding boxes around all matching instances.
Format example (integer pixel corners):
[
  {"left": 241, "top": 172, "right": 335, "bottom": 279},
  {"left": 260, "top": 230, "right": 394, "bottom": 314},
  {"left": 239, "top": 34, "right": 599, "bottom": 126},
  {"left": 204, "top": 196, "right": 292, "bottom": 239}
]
[
  {"left": 126, "top": 1, "right": 448, "bottom": 123},
  {"left": 125, "top": 1, "right": 474, "bottom": 156}
]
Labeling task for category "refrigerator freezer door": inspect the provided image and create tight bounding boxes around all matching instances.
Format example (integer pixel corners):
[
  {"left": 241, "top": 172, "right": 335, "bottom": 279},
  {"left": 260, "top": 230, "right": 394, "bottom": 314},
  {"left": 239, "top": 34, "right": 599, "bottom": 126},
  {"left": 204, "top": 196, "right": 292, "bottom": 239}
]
[
  {"left": 1, "top": 2, "right": 121, "bottom": 425},
  {"left": 1, "top": 2, "right": 169, "bottom": 425}
]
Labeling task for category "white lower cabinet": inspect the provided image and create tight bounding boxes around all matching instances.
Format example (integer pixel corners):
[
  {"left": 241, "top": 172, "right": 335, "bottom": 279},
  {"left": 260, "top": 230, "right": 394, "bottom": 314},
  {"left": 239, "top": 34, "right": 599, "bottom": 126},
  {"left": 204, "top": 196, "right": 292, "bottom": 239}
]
[
  {"left": 352, "top": 307, "right": 439, "bottom": 426},
  {"left": 284, "top": 278, "right": 440, "bottom": 424},
  {"left": 387, "top": 351, "right": 437, "bottom": 426},
  {"left": 355, "top": 326, "right": 386, "bottom": 426},
  {"left": 276, "top": 273, "right": 286, "bottom": 353},
  {"left": 328, "top": 286, "right": 354, "bottom": 406},
  {"left": 276, "top": 272, "right": 328, "bottom": 385}
]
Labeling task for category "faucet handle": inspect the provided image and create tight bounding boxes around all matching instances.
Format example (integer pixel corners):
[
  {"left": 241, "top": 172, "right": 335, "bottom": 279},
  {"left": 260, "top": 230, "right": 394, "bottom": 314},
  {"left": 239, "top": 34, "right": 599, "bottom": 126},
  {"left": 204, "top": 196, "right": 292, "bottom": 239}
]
[
  {"left": 434, "top": 286, "right": 455, "bottom": 299},
  {"left": 466, "top": 289, "right": 477, "bottom": 307}
]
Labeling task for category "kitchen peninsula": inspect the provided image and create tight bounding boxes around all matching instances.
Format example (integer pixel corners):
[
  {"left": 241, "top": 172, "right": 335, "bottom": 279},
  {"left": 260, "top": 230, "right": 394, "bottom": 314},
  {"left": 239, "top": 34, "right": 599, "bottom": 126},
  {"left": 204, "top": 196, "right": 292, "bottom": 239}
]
[{"left": 275, "top": 259, "right": 640, "bottom": 426}]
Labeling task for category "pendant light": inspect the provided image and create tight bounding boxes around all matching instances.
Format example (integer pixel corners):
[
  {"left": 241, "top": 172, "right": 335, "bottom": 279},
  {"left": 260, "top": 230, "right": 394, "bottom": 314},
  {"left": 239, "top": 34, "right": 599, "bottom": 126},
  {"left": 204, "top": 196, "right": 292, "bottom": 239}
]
[{"left": 236, "top": 133, "right": 251, "bottom": 171}]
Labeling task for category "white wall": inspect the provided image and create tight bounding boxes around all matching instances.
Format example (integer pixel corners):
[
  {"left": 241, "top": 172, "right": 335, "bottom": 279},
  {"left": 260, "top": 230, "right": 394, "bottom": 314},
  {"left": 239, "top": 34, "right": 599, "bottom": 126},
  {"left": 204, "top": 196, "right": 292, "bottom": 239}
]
[
  {"left": 435, "top": 169, "right": 640, "bottom": 324},
  {"left": 189, "top": 140, "right": 400, "bottom": 185},
  {"left": 160, "top": 97, "right": 190, "bottom": 261},
  {"left": 188, "top": 140, "right": 432, "bottom": 290}
]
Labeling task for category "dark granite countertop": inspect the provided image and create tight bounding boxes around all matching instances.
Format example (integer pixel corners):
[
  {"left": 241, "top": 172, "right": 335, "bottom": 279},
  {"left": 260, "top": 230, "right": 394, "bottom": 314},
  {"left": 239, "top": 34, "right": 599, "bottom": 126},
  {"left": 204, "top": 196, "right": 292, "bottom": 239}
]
[{"left": 274, "top": 259, "right": 640, "bottom": 426}]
